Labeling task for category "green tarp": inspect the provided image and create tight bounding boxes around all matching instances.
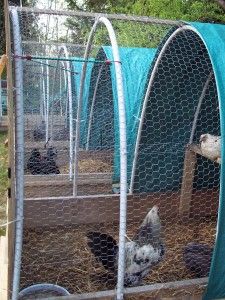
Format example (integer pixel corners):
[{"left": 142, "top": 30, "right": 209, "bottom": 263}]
[
  {"left": 188, "top": 22, "right": 225, "bottom": 300},
  {"left": 129, "top": 22, "right": 225, "bottom": 300},
  {"left": 86, "top": 46, "right": 157, "bottom": 182}
]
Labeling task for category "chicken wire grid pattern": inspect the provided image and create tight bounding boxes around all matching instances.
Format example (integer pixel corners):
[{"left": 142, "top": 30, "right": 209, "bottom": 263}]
[{"left": 9, "top": 7, "right": 220, "bottom": 299}]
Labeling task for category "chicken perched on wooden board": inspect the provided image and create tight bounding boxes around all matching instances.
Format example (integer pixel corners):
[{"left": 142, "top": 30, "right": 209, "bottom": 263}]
[
  {"left": 86, "top": 205, "right": 165, "bottom": 286},
  {"left": 199, "top": 133, "right": 221, "bottom": 163}
]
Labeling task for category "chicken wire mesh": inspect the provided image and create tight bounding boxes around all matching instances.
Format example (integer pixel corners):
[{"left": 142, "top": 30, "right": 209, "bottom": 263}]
[{"left": 9, "top": 6, "right": 220, "bottom": 300}]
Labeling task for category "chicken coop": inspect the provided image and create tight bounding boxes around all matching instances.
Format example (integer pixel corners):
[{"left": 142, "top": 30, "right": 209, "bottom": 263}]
[{"left": 2, "top": 2, "right": 225, "bottom": 300}]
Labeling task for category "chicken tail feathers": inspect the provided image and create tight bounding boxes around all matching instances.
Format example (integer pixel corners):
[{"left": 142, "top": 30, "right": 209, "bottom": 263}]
[{"left": 86, "top": 232, "right": 118, "bottom": 272}]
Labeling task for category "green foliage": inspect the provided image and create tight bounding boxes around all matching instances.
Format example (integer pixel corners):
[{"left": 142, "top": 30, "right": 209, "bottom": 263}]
[
  {"left": 64, "top": 0, "right": 225, "bottom": 50},
  {"left": 0, "top": 132, "right": 8, "bottom": 236},
  {"left": 66, "top": 0, "right": 225, "bottom": 23},
  {"left": 0, "top": 0, "right": 36, "bottom": 62}
]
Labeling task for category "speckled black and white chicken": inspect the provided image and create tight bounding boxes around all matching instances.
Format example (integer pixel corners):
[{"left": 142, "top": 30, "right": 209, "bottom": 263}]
[
  {"left": 199, "top": 133, "right": 221, "bottom": 163},
  {"left": 86, "top": 205, "right": 165, "bottom": 286}
]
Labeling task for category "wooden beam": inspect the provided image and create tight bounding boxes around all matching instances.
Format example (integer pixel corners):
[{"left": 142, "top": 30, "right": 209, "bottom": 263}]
[
  {"left": 0, "top": 54, "right": 7, "bottom": 76},
  {"left": 24, "top": 189, "right": 219, "bottom": 228},
  {"left": 24, "top": 173, "right": 113, "bottom": 198},
  {"left": 188, "top": 144, "right": 220, "bottom": 164},
  {"left": 24, "top": 173, "right": 112, "bottom": 185},
  {"left": 179, "top": 146, "right": 197, "bottom": 221},
  {"left": 34, "top": 277, "right": 207, "bottom": 300}
]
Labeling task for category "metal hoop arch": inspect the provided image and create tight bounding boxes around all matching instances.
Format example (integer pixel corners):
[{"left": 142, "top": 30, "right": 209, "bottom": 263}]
[{"left": 72, "top": 16, "right": 127, "bottom": 300}]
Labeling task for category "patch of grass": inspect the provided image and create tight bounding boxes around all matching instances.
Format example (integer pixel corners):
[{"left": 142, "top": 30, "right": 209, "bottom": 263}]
[{"left": 0, "top": 132, "right": 8, "bottom": 236}]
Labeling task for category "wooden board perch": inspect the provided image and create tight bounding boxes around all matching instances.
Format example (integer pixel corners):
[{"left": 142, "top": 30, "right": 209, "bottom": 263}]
[
  {"left": 179, "top": 142, "right": 220, "bottom": 221},
  {"left": 187, "top": 143, "right": 221, "bottom": 164},
  {"left": 179, "top": 146, "right": 197, "bottom": 221}
]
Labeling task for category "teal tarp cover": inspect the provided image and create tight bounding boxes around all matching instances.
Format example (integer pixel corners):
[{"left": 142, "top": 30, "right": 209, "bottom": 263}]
[
  {"left": 100, "top": 46, "right": 157, "bottom": 182},
  {"left": 188, "top": 22, "right": 225, "bottom": 300},
  {"left": 128, "top": 22, "right": 225, "bottom": 299},
  {"left": 71, "top": 48, "right": 157, "bottom": 177},
  {"left": 131, "top": 25, "right": 220, "bottom": 194}
]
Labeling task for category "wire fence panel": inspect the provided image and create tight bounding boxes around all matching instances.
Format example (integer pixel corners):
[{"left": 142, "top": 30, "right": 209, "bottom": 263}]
[{"left": 9, "top": 6, "right": 219, "bottom": 300}]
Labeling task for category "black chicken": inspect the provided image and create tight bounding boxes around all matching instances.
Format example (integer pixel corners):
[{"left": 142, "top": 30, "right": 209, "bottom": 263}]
[
  {"left": 42, "top": 146, "right": 60, "bottom": 175},
  {"left": 27, "top": 148, "right": 42, "bottom": 175},
  {"left": 183, "top": 242, "right": 213, "bottom": 278},
  {"left": 27, "top": 146, "right": 60, "bottom": 175}
]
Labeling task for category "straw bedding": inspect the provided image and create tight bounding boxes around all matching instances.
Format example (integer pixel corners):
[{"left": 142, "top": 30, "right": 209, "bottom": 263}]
[{"left": 20, "top": 219, "right": 216, "bottom": 297}]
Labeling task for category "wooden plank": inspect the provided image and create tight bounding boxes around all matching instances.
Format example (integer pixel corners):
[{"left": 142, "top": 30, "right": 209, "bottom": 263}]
[
  {"left": 179, "top": 147, "right": 197, "bottom": 221},
  {"left": 23, "top": 189, "right": 219, "bottom": 228},
  {"left": 35, "top": 277, "right": 207, "bottom": 300},
  {"left": 188, "top": 144, "right": 220, "bottom": 164},
  {"left": 24, "top": 183, "right": 112, "bottom": 198},
  {"left": 24, "top": 173, "right": 113, "bottom": 197},
  {"left": 24, "top": 173, "right": 112, "bottom": 185},
  {"left": 0, "top": 236, "right": 9, "bottom": 300}
]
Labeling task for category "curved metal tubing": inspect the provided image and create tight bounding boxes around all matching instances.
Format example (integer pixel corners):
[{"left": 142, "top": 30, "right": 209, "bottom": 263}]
[
  {"left": 52, "top": 45, "right": 73, "bottom": 179},
  {"left": 72, "top": 17, "right": 127, "bottom": 300},
  {"left": 129, "top": 25, "right": 209, "bottom": 193},
  {"left": 85, "top": 63, "right": 105, "bottom": 150},
  {"left": 10, "top": 7, "right": 24, "bottom": 300}
]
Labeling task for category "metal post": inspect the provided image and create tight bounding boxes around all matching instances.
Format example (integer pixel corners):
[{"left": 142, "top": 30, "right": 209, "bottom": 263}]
[
  {"left": 39, "top": 70, "right": 44, "bottom": 118},
  {"left": 64, "top": 61, "right": 68, "bottom": 129},
  {"left": 54, "top": 45, "right": 73, "bottom": 179},
  {"left": 10, "top": 7, "right": 24, "bottom": 300},
  {"left": 72, "top": 20, "right": 98, "bottom": 197},
  {"left": 46, "top": 60, "right": 49, "bottom": 142},
  {"left": 41, "top": 62, "right": 47, "bottom": 123},
  {"left": 59, "top": 65, "right": 63, "bottom": 116}
]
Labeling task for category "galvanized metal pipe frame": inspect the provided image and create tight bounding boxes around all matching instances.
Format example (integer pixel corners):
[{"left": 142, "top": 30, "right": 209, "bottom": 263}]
[
  {"left": 10, "top": 7, "right": 24, "bottom": 300},
  {"left": 13, "top": 6, "right": 181, "bottom": 25},
  {"left": 72, "top": 16, "right": 127, "bottom": 300},
  {"left": 51, "top": 45, "right": 74, "bottom": 179}
]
